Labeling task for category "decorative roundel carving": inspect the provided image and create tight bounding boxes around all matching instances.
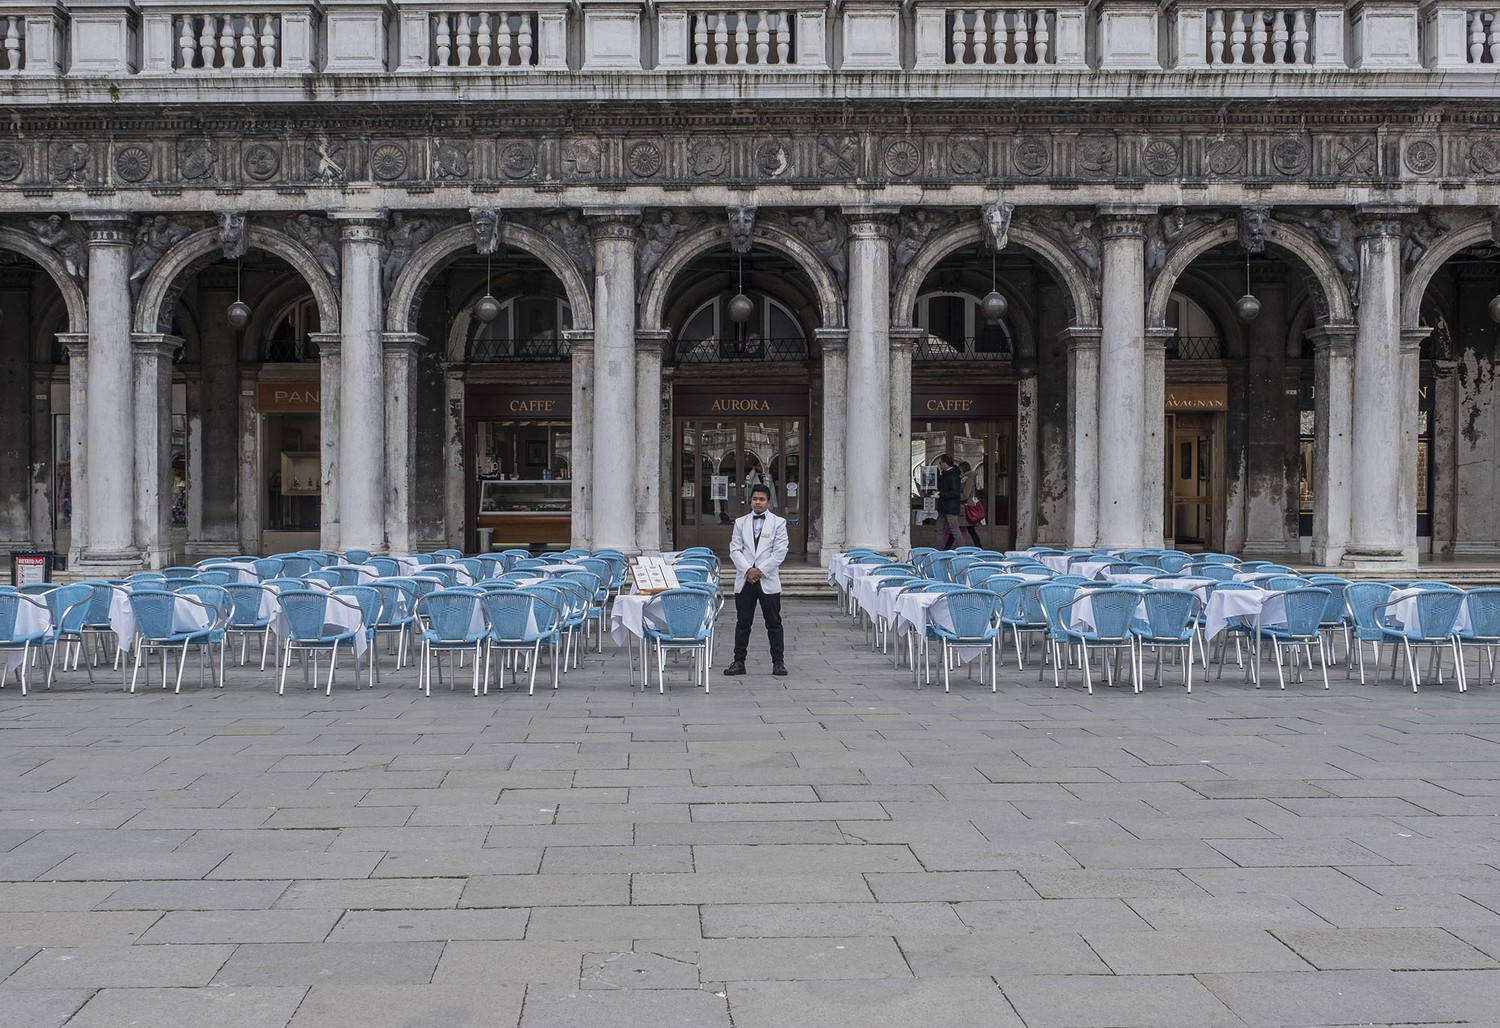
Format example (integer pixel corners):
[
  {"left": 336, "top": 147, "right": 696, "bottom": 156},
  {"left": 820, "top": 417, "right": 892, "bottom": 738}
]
[
  {"left": 949, "top": 140, "right": 982, "bottom": 176},
  {"left": 1404, "top": 140, "right": 1439, "bottom": 175},
  {"left": 1013, "top": 138, "right": 1049, "bottom": 177},
  {"left": 0, "top": 143, "right": 24, "bottom": 182},
  {"left": 884, "top": 138, "right": 921, "bottom": 177},
  {"left": 1075, "top": 138, "right": 1114, "bottom": 173},
  {"left": 1207, "top": 140, "right": 1244, "bottom": 176},
  {"left": 1471, "top": 138, "right": 1500, "bottom": 174},
  {"left": 755, "top": 140, "right": 790, "bottom": 177},
  {"left": 1271, "top": 139, "right": 1309, "bottom": 176},
  {"left": 369, "top": 143, "right": 408, "bottom": 181},
  {"left": 500, "top": 141, "right": 536, "bottom": 179},
  {"left": 688, "top": 139, "right": 727, "bottom": 178},
  {"left": 243, "top": 143, "right": 281, "bottom": 181},
  {"left": 113, "top": 146, "right": 152, "bottom": 183},
  {"left": 628, "top": 141, "right": 663, "bottom": 178},
  {"left": 1143, "top": 140, "right": 1179, "bottom": 176}
]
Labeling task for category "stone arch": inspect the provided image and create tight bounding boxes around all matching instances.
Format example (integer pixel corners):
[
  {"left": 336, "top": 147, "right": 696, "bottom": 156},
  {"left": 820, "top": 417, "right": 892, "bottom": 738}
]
[
  {"left": 639, "top": 221, "right": 845, "bottom": 332},
  {"left": 1403, "top": 212, "right": 1492, "bottom": 332},
  {"left": 1148, "top": 218, "right": 1354, "bottom": 330},
  {"left": 0, "top": 226, "right": 88, "bottom": 334},
  {"left": 134, "top": 225, "right": 341, "bottom": 335},
  {"left": 387, "top": 222, "right": 593, "bottom": 334},
  {"left": 892, "top": 219, "right": 1100, "bottom": 330}
]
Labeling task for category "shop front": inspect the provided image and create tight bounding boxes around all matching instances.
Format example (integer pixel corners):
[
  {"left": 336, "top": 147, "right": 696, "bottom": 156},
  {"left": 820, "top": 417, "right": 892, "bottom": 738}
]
[
  {"left": 257, "top": 378, "right": 322, "bottom": 553},
  {"left": 1163, "top": 383, "right": 1227, "bottom": 552},
  {"left": 466, "top": 384, "right": 573, "bottom": 551},
  {"left": 910, "top": 385, "right": 1017, "bottom": 551}
]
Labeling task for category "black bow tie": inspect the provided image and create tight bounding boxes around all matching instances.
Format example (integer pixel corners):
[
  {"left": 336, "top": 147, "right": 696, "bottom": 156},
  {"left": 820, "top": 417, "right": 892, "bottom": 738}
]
[{"left": 753, "top": 514, "right": 766, "bottom": 520}]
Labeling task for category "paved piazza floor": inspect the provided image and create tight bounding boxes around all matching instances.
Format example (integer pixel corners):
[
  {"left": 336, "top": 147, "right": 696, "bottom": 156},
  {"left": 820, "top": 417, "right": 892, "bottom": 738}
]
[{"left": 5, "top": 598, "right": 1500, "bottom": 1027}]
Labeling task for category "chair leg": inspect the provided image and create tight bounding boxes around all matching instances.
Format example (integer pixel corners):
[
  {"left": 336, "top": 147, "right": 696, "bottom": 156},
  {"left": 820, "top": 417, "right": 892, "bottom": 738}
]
[{"left": 326, "top": 642, "right": 339, "bottom": 695}]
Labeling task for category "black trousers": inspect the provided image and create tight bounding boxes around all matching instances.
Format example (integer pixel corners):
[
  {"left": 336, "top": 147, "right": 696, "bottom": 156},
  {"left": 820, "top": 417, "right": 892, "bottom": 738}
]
[{"left": 733, "top": 581, "right": 784, "bottom": 663}]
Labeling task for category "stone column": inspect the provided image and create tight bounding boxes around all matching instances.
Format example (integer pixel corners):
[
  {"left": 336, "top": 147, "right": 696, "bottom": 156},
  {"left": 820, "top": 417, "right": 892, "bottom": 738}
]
[
  {"left": 383, "top": 332, "right": 422, "bottom": 556},
  {"left": 567, "top": 331, "right": 595, "bottom": 550},
  {"left": 442, "top": 364, "right": 466, "bottom": 550},
  {"left": 635, "top": 330, "right": 668, "bottom": 555},
  {"left": 843, "top": 210, "right": 894, "bottom": 550},
  {"left": 1096, "top": 208, "right": 1150, "bottom": 547},
  {"left": 1063, "top": 327, "right": 1100, "bottom": 547},
  {"left": 1143, "top": 327, "right": 1172, "bottom": 549},
  {"left": 1310, "top": 326, "right": 1355, "bottom": 567},
  {"left": 1015, "top": 365, "right": 1040, "bottom": 549},
  {"left": 311, "top": 332, "right": 342, "bottom": 552},
  {"left": 888, "top": 330, "right": 918, "bottom": 555},
  {"left": 62, "top": 335, "right": 89, "bottom": 566},
  {"left": 76, "top": 216, "right": 138, "bottom": 569},
  {"left": 334, "top": 213, "right": 387, "bottom": 553},
  {"left": 588, "top": 210, "right": 640, "bottom": 554},
  {"left": 1344, "top": 209, "right": 1411, "bottom": 570},
  {"left": 1430, "top": 357, "right": 1458, "bottom": 555},
  {"left": 132, "top": 334, "right": 178, "bottom": 568},
  {"left": 817, "top": 328, "right": 848, "bottom": 564},
  {"left": 237, "top": 369, "right": 260, "bottom": 554}
]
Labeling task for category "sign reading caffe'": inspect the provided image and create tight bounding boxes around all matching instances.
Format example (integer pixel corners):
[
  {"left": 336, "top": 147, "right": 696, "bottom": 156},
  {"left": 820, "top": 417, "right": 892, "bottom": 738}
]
[
  {"left": 256, "top": 381, "right": 320, "bottom": 412},
  {"left": 911, "top": 385, "right": 1016, "bottom": 419},
  {"left": 466, "top": 385, "right": 572, "bottom": 419}
]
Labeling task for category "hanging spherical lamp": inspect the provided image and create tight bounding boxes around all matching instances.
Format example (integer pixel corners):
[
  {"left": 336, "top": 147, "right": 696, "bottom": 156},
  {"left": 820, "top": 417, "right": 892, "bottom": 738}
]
[
  {"left": 727, "top": 293, "right": 754, "bottom": 324},
  {"left": 980, "top": 290, "right": 1008, "bottom": 324},
  {"left": 473, "top": 294, "right": 501, "bottom": 324},
  {"left": 226, "top": 299, "right": 252, "bottom": 328},
  {"left": 1488, "top": 294, "right": 1500, "bottom": 324},
  {"left": 1235, "top": 293, "right": 1262, "bottom": 323}
]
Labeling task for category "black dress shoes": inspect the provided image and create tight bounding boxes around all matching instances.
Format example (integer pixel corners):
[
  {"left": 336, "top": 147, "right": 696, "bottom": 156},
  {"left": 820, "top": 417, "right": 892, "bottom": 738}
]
[
  {"left": 772, "top": 663, "right": 788, "bottom": 677},
  {"left": 723, "top": 661, "right": 746, "bottom": 676}
]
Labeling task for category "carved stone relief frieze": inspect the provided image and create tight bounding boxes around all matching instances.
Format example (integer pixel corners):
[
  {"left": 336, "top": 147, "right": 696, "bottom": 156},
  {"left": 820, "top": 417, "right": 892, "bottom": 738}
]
[
  {"left": 1471, "top": 137, "right": 1500, "bottom": 176},
  {"left": 1270, "top": 138, "right": 1309, "bottom": 177},
  {"left": 1333, "top": 136, "right": 1377, "bottom": 178},
  {"left": 178, "top": 137, "right": 218, "bottom": 181},
  {"left": 627, "top": 140, "right": 665, "bottom": 179},
  {"left": 113, "top": 145, "right": 153, "bottom": 183},
  {"left": 28, "top": 214, "right": 87, "bottom": 281},
  {"left": 818, "top": 136, "right": 860, "bottom": 178},
  {"left": 638, "top": 209, "right": 703, "bottom": 278},
  {"left": 0, "top": 142, "right": 25, "bottom": 183},
  {"left": 1403, "top": 140, "right": 1439, "bottom": 175},
  {"left": 1279, "top": 208, "right": 1359, "bottom": 303},
  {"left": 948, "top": 137, "right": 984, "bottom": 177},
  {"left": 244, "top": 142, "right": 282, "bottom": 182},
  {"left": 283, "top": 212, "right": 341, "bottom": 282},
  {"left": 433, "top": 139, "right": 471, "bottom": 179},
  {"left": 50, "top": 142, "right": 89, "bottom": 184},
  {"left": 369, "top": 142, "right": 409, "bottom": 181},
  {"left": 128, "top": 214, "right": 193, "bottom": 299},
  {"left": 784, "top": 207, "right": 846, "bottom": 288},
  {"left": 305, "top": 136, "right": 346, "bottom": 182},
  {"left": 892, "top": 208, "right": 955, "bottom": 290},
  {"left": 561, "top": 137, "right": 601, "bottom": 178},
  {"left": 1402, "top": 209, "right": 1451, "bottom": 271},
  {"left": 1012, "top": 138, "right": 1050, "bottom": 177},
  {"left": 1075, "top": 137, "right": 1115, "bottom": 176},
  {"left": 883, "top": 138, "right": 922, "bottom": 178},
  {"left": 754, "top": 139, "right": 791, "bottom": 178},
  {"left": 689, "top": 139, "right": 728, "bottom": 178},
  {"left": 1143, "top": 139, "right": 1180, "bottom": 177},
  {"left": 538, "top": 209, "right": 594, "bottom": 275},
  {"left": 382, "top": 212, "right": 439, "bottom": 295},
  {"left": 499, "top": 139, "right": 537, "bottom": 179}
]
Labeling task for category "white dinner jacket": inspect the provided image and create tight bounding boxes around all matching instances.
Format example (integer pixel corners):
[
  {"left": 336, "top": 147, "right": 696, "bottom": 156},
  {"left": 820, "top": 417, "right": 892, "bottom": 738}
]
[{"left": 729, "top": 511, "right": 789, "bottom": 594}]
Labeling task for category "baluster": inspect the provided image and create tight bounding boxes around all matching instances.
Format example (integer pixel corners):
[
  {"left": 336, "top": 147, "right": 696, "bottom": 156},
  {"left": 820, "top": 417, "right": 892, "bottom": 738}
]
[
  {"left": 1229, "top": 9, "right": 1247, "bottom": 64},
  {"left": 973, "top": 9, "right": 989, "bottom": 64},
  {"left": 240, "top": 16, "right": 256, "bottom": 67},
  {"left": 1034, "top": 9, "right": 1049, "bottom": 63},
  {"left": 1249, "top": 9, "right": 1266, "bottom": 63},
  {"left": 952, "top": 9, "right": 967, "bottom": 64},
  {"left": 694, "top": 12, "right": 708, "bottom": 63},
  {"left": 519, "top": 13, "right": 532, "bottom": 64},
  {"left": 436, "top": 13, "right": 452, "bottom": 66},
  {"left": 1015, "top": 9, "right": 1030, "bottom": 65},
  {"left": 1209, "top": 10, "right": 1226, "bottom": 65},
  {"left": 458, "top": 12, "right": 474, "bottom": 65},
  {"left": 219, "top": 14, "right": 235, "bottom": 67},
  {"left": 477, "top": 12, "right": 492, "bottom": 65},
  {"left": 775, "top": 12, "right": 789, "bottom": 63},
  {"left": 734, "top": 12, "right": 748, "bottom": 63},
  {"left": 713, "top": 13, "right": 728, "bottom": 63},
  {"left": 1269, "top": 9, "right": 1287, "bottom": 63},
  {"left": 199, "top": 15, "right": 217, "bottom": 68},
  {"left": 755, "top": 10, "right": 770, "bottom": 63},
  {"left": 178, "top": 15, "right": 196, "bottom": 68},
  {"left": 3, "top": 18, "right": 17, "bottom": 69},
  {"left": 1290, "top": 9, "right": 1308, "bottom": 64},
  {"left": 494, "top": 13, "right": 510, "bottom": 66},
  {"left": 1491, "top": 12, "right": 1500, "bottom": 63}
]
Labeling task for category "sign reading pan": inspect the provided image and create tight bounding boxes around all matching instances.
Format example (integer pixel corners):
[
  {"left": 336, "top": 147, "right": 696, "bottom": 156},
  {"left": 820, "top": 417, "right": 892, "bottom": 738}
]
[{"left": 256, "top": 381, "right": 320, "bottom": 412}]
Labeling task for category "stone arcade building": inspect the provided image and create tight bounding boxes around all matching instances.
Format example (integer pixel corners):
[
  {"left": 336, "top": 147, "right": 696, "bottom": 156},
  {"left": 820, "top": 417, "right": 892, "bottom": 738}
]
[{"left": 1, "top": 2, "right": 1498, "bottom": 574}]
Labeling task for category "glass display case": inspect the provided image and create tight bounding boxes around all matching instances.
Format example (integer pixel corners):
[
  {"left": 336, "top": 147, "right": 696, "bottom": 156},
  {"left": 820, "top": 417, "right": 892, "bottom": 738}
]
[
  {"left": 280, "top": 452, "right": 322, "bottom": 495},
  {"left": 478, "top": 479, "right": 571, "bottom": 514}
]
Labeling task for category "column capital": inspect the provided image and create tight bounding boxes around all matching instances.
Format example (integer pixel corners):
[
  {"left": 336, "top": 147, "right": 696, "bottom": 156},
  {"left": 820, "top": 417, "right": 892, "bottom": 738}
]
[
  {"left": 131, "top": 332, "right": 182, "bottom": 359},
  {"left": 58, "top": 332, "right": 89, "bottom": 359},
  {"left": 1060, "top": 326, "right": 1101, "bottom": 351},
  {"left": 381, "top": 331, "right": 426, "bottom": 356},
  {"left": 585, "top": 207, "right": 642, "bottom": 236},
  {"left": 889, "top": 327, "right": 923, "bottom": 355},
  {"left": 1096, "top": 204, "right": 1157, "bottom": 229},
  {"left": 72, "top": 212, "right": 135, "bottom": 245},
  {"left": 1306, "top": 324, "right": 1356, "bottom": 356},
  {"left": 841, "top": 205, "right": 899, "bottom": 235},
  {"left": 309, "top": 331, "right": 341, "bottom": 355},
  {"left": 1400, "top": 328, "right": 1428, "bottom": 356},
  {"left": 330, "top": 211, "right": 388, "bottom": 241},
  {"left": 1144, "top": 327, "right": 1174, "bottom": 353},
  {"left": 815, "top": 327, "right": 848, "bottom": 355},
  {"left": 635, "top": 329, "right": 670, "bottom": 354},
  {"left": 1354, "top": 204, "right": 1417, "bottom": 237},
  {"left": 564, "top": 329, "right": 595, "bottom": 355}
]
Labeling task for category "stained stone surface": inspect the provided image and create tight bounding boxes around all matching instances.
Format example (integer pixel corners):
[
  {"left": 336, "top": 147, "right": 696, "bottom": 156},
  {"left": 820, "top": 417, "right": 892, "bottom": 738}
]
[{"left": 5, "top": 598, "right": 1500, "bottom": 1026}]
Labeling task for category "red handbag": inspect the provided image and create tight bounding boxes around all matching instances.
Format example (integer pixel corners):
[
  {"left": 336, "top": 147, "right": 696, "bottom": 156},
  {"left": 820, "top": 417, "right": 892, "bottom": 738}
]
[{"left": 964, "top": 500, "right": 986, "bottom": 524}]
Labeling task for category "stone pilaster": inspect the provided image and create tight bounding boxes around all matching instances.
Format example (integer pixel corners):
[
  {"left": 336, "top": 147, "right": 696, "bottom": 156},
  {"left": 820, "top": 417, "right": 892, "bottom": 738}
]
[
  {"left": 237, "top": 368, "right": 260, "bottom": 554},
  {"left": 567, "top": 331, "right": 595, "bottom": 551},
  {"left": 588, "top": 210, "right": 640, "bottom": 554},
  {"left": 1015, "top": 364, "right": 1040, "bottom": 549},
  {"left": 61, "top": 334, "right": 89, "bottom": 568},
  {"left": 635, "top": 330, "right": 668, "bottom": 555},
  {"left": 334, "top": 213, "right": 388, "bottom": 553},
  {"left": 1310, "top": 326, "right": 1355, "bottom": 567},
  {"left": 75, "top": 215, "right": 138, "bottom": 570},
  {"left": 132, "top": 334, "right": 179, "bottom": 568},
  {"left": 817, "top": 329, "right": 848, "bottom": 564},
  {"left": 1430, "top": 356, "right": 1458, "bottom": 555},
  {"left": 383, "top": 332, "right": 423, "bottom": 556},
  {"left": 1096, "top": 207, "right": 1150, "bottom": 547},
  {"left": 1143, "top": 327, "right": 1173, "bottom": 549},
  {"left": 888, "top": 329, "right": 918, "bottom": 556},
  {"left": 1344, "top": 207, "right": 1413, "bottom": 571},
  {"left": 442, "top": 363, "right": 466, "bottom": 550},
  {"left": 843, "top": 208, "right": 895, "bottom": 550},
  {"left": 310, "top": 332, "right": 342, "bottom": 552},
  {"left": 1063, "top": 327, "right": 1101, "bottom": 548}
]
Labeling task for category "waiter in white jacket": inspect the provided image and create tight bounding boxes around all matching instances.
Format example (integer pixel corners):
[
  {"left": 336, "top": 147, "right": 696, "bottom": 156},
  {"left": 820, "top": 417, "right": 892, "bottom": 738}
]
[{"left": 725, "top": 483, "right": 789, "bottom": 677}]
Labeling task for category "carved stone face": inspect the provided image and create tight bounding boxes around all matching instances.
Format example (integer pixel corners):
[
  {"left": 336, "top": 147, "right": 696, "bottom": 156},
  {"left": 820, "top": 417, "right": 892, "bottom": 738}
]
[{"left": 729, "top": 209, "right": 753, "bottom": 234}]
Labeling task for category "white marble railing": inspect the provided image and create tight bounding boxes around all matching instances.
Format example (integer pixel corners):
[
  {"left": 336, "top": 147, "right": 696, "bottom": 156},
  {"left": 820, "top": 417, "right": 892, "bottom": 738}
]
[
  {"left": 0, "top": 17, "right": 24, "bottom": 72},
  {"left": 1206, "top": 8, "right": 1314, "bottom": 66},
  {"left": 689, "top": 10, "right": 795, "bottom": 66},
  {"left": 1468, "top": 9, "right": 1500, "bottom": 62},
  {"left": 432, "top": 12, "right": 538, "bottom": 67},
  {"left": 173, "top": 13, "right": 282, "bottom": 69},
  {"left": 946, "top": 9, "right": 1056, "bottom": 65}
]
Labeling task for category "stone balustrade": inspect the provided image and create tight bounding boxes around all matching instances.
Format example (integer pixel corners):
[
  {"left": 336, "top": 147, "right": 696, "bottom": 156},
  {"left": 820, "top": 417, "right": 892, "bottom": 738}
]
[{"left": 11, "top": 0, "right": 1500, "bottom": 76}]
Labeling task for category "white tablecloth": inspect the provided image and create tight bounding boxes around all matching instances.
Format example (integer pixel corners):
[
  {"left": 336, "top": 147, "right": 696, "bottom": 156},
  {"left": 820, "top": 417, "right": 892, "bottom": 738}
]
[
  {"left": 1037, "top": 555, "right": 1071, "bottom": 574},
  {"left": 1151, "top": 576, "right": 1217, "bottom": 597},
  {"left": 1069, "top": 560, "right": 1115, "bottom": 580},
  {"left": 1383, "top": 588, "right": 1471, "bottom": 636},
  {"left": 210, "top": 561, "right": 260, "bottom": 583},
  {"left": 5, "top": 599, "right": 51, "bottom": 673},
  {"left": 1202, "top": 590, "right": 1288, "bottom": 641},
  {"left": 109, "top": 591, "right": 212, "bottom": 653},
  {"left": 611, "top": 594, "right": 667, "bottom": 646},
  {"left": 827, "top": 553, "right": 853, "bottom": 587},
  {"left": 330, "top": 564, "right": 380, "bottom": 584},
  {"left": 1103, "top": 572, "right": 1158, "bottom": 586}
]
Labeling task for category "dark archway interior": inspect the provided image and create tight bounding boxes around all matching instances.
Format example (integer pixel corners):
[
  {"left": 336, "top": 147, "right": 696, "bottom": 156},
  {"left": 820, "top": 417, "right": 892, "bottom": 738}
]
[{"left": 662, "top": 245, "right": 822, "bottom": 363}]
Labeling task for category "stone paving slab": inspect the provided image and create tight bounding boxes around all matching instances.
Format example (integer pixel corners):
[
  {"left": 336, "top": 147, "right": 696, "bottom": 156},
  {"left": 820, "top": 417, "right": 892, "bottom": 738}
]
[{"left": 14, "top": 598, "right": 1500, "bottom": 1025}]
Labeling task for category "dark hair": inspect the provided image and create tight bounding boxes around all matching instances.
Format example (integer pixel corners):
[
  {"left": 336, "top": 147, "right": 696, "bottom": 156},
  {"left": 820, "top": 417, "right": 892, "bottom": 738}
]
[
  {"left": 749, "top": 484, "right": 771, "bottom": 500},
  {"left": 959, "top": 461, "right": 971, "bottom": 472},
  {"left": 937, "top": 453, "right": 953, "bottom": 467}
]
